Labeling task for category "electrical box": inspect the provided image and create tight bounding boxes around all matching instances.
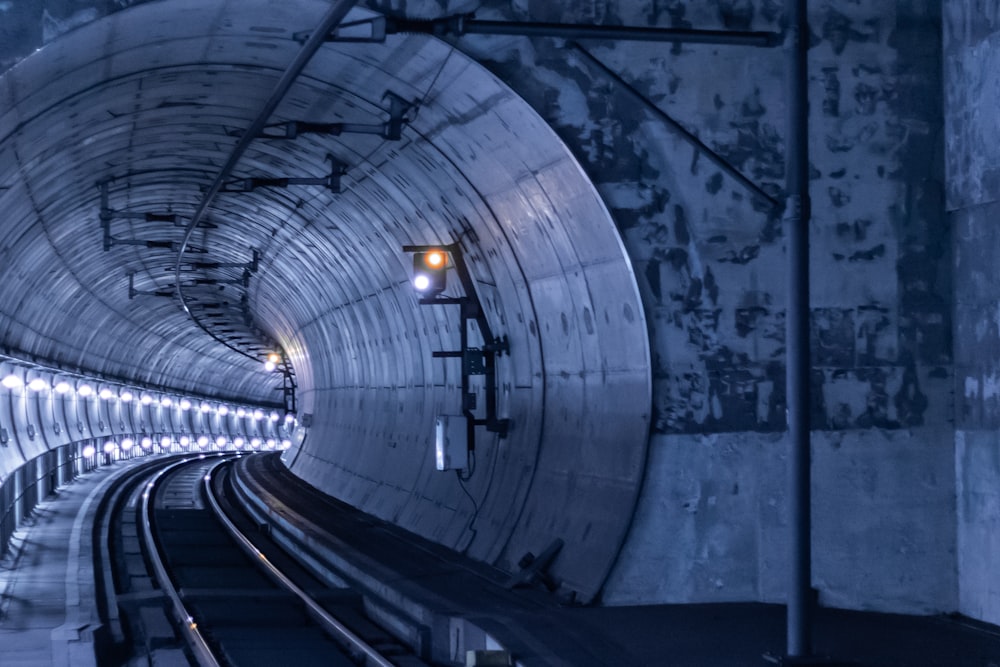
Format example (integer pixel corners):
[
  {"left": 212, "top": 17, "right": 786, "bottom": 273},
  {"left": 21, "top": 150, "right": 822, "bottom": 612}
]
[{"left": 435, "top": 415, "right": 468, "bottom": 471}]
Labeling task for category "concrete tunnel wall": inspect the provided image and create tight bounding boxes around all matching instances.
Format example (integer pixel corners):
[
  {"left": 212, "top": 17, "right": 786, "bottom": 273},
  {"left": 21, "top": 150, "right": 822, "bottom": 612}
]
[
  {"left": 0, "top": 0, "right": 651, "bottom": 604},
  {"left": 945, "top": 0, "right": 1000, "bottom": 627},
  {"left": 0, "top": 0, "right": 983, "bottom": 619}
]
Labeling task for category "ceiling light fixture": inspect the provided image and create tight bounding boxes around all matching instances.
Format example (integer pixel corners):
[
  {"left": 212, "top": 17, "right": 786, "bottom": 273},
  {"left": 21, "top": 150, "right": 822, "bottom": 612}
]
[{"left": 2, "top": 374, "right": 23, "bottom": 389}]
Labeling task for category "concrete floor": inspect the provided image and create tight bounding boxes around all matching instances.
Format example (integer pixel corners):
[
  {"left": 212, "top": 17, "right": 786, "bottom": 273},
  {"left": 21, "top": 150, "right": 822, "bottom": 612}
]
[{"left": 0, "top": 464, "right": 120, "bottom": 667}]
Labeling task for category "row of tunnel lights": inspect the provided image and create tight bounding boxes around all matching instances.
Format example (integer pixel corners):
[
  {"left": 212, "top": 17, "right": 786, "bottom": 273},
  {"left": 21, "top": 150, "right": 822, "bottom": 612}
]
[
  {"left": 81, "top": 434, "right": 292, "bottom": 457},
  {"left": 0, "top": 373, "right": 293, "bottom": 424}
]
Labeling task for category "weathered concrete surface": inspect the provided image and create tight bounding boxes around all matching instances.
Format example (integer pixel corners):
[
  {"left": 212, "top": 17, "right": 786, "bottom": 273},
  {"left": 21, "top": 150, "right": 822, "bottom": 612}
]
[
  {"left": 451, "top": 0, "right": 951, "bottom": 613},
  {"left": 956, "top": 430, "right": 1000, "bottom": 626},
  {"left": 946, "top": 0, "right": 1000, "bottom": 626},
  {"left": 603, "top": 428, "right": 957, "bottom": 614},
  {"left": 943, "top": 1, "right": 1000, "bottom": 211}
]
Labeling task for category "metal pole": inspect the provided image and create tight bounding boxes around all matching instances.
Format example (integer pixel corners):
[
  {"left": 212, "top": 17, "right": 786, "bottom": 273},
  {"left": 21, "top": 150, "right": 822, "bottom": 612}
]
[
  {"left": 388, "top": 16, "right": 781, "bottom": 48},
  {"left": 785, "top": 0, "right": 812, "bottom": 659}
]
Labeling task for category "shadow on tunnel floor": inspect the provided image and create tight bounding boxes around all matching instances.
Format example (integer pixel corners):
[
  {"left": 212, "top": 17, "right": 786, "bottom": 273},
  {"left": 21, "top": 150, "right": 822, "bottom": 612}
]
[{"left": 560, "top": 602, "right": 1000, "bottom": 666}]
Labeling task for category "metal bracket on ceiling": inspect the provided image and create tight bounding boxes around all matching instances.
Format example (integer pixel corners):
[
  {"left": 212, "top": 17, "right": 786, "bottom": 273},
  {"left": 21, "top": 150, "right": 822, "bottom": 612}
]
[
  {"left": 129, "top": 249, "right": 260, "bottom": 300},
  {"left": 127, "top": 272, "right": 174, "bottom": 299},
  {"left": 128, "top": 275, "right": 252, "bottom": 299},
  {"left": 98, "top": 179, "right": 215, "bottom": 252},
  {"left": 245, "top": 91, "right": 417, "bottom": 142},
  {"left": 221, "top": 155, "right": 348, "bottom": 194},
  {"left": 178, "top": 248, "right": 261, "bottom": 274}
]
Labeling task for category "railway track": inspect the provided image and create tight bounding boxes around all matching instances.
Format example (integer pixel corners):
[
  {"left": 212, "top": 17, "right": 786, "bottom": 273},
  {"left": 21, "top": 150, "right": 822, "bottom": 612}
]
[{"left": 97, "top": 453, "right": 431, "bottom": 667}]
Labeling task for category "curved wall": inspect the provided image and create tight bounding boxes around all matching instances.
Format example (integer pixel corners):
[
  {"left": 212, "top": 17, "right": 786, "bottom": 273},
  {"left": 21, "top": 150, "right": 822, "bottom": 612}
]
[{"left": 0, "top": 1, "right": 651, "bottom": 602}]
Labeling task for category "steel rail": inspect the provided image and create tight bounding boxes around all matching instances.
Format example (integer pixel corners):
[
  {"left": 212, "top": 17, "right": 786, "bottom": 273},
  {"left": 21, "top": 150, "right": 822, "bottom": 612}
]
[
  {"left": 139, "top": 455, "right": 225, "bottom": 667},
  {"left": 202, "top": 460, "right": 396, "bottom": 667}
]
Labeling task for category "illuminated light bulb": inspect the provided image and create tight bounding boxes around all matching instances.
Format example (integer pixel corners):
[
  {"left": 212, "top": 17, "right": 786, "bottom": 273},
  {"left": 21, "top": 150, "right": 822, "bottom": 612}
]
[
  {"left": 266, "top": 439, "right": 276, "bottom": 449},
  {"left": 215, "top": 436, "right": 227, "bottom": 448},
  {"left": 1, "top": 374, "right": 23, "bottom": 389},
  {"left": 280, "top": 439, "right": 292, "bottom": 450},
  {"left": 140, "top": 394, "right": 152, "bottom": 405},
  {"left": 250, "top": 437, "right": 261, "bottom": 449},
  {"left": 82, "top": 445, "right": 96, "bottom": 457},
  {"left": 236, "top": 408, "right": 246, "bottom": 418},
  {"left": 78, "top": 384, "right": 94, "bottom": 397},
  {"left": 269, "top": 412, "right": 279, "bottom": 422},
  {"left": 99, "top": 388, "right": 113, "bottom": 400},
  {"left": 264, "top": 361, "right": 276, "bottom": 372},
  {"left": 121, "top": 438, "right": 134, "bottom": 450},
  {"left": 233, "top": 437, "right": 245, "bottom": 448},
  {"left": 161, "top": 397, "right": 172, "bottom": 407},
  {"left": 160, "top": 436, "right": 171, "bottom": 448},
  {"left": 267, "top": 352, "right": 281, "bottom": 364},
  {"left": 179, "top": 435, "right": 190, "bottom": 447},
  {"left": 103, "top": 441, "right": 117, "bottom": 454},
  {"left": 141, "top": 437, "right": 153, "bottom": 449},
  {"left": 425, "top": 250, "right": 446, "bottom": 268},
  {"left": 413, "top": 274, "right": 430, "bottom": 291},
  {"left": 218, "top": 405, "right": 230, "bottom": 416},
  {"left": 121, "top": 391, "right": 134, "bottom": 402},
  {"left": 253, "top": 409, "right": 264, "bottom": 421},
  {"left": 55, "top": 381, "right": 72, "bottom": 394},
  {"left": 179, "top": 399, "right": 192, "bottom": 411},
  {"left": 27, "top": 378, "right": 48, "bottom": 391},
  {"left": 284, "top": 413, "right": 295, "bottom": 423},
  {"left": 200, "top": 402, "right": 211, "bottom": 413},
  {"left": 197, "top": 435, "right": 209, "bottom": 448}
]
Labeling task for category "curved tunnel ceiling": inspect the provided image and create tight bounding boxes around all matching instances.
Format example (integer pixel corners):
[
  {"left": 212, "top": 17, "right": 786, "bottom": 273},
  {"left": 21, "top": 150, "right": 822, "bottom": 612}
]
[{"left": 0, "top": 0, "right": 651, "bottom": 601}]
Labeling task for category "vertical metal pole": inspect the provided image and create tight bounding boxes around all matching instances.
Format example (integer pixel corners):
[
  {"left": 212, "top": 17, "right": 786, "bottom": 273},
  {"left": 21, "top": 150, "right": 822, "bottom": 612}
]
[{"left": 786, "top": 0, "right": 812, "bottom": 659}]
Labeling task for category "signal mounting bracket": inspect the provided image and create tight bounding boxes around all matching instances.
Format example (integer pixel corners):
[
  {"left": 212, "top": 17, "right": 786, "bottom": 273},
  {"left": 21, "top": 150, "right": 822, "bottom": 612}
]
[{"left": 403, "top": 242, "right": 510, "bottom": 453}]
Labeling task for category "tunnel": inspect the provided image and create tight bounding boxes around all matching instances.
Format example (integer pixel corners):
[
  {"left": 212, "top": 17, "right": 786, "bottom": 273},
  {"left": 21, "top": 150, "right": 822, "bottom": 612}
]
[
  {"left": 0, "top": 0, "right": 650, "bottom": 605},
  {"left": 3, "top": 0, "right": 1000, "bottom": 664}
]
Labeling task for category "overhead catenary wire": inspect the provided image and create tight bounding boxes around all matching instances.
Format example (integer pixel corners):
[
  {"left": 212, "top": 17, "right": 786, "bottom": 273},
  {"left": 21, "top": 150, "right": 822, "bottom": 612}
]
[{"left": 173, "top": 0, "right": 360, "bottom": 360}]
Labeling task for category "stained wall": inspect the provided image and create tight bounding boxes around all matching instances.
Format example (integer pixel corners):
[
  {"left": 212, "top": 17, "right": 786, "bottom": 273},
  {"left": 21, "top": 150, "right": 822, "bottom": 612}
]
[{"left": 945, "top": 0, "right": 1000, "bottom": 627}]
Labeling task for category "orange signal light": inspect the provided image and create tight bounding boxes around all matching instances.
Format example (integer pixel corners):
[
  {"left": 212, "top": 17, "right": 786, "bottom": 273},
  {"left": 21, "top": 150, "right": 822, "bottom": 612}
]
[{"left": 424, "top": 251, "right": 446, "bottom": 269}]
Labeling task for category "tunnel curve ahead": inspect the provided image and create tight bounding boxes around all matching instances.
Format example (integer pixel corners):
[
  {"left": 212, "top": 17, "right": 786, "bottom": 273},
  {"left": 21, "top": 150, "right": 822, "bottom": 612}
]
[{"left": 0, "top": 0, "right": 651, "bottom": 601}]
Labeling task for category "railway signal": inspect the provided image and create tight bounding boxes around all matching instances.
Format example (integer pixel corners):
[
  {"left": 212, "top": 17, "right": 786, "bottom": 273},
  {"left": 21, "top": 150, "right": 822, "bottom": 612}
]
[{"left": 412, "top": 249, "right": 448, "bottom": 295}]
